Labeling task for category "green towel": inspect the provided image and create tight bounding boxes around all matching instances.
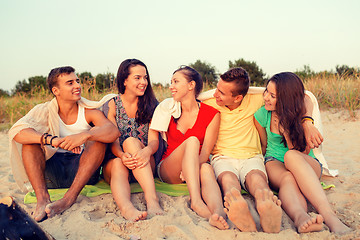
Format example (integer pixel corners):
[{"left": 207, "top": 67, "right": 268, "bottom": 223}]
[
  {"left": 23, "top": 179, "right": 335, "bottom": 204},
  {"left": 24, "top": 178, "right": 189, "bottom": 204}
]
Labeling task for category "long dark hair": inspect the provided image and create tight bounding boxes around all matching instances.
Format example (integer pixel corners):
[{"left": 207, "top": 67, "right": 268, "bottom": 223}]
[
  {"left": 267, "top": 72, "right": 307, "bottom": 151},
  {"left": 116, "top": 59, "right": 158, "bottom": 124}
]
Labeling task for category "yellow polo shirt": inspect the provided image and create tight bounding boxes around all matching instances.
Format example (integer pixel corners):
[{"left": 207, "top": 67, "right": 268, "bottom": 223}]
[{"left": 203, "top": 94, "right": 264, "bottom": 159}]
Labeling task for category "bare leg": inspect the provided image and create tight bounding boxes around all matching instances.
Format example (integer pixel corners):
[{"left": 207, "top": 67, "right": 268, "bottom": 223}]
[
  {"left": 160, "top": 137, "right": 211, "bottom": 218},
  {"left": 103, "top": 157, "right": 147, "bottom": 221},
  {"left": 22, "top": 144, "right": 50, "bottom": 222},
  {"left": 245, "top": 170, "right": 282, "bottom": 233},
  {"left": 200, "top": 163, "right": 228, "bottom": 230},
  {"left": 218, "top": 171, "right": 256, "bottom": 232},
  {"left": 284, "top": 150, "right": 350, "bottom": 233},
  {"left": 123, "top": 138, "right": 163, "bottom": 217},
  {"left": 45, "top": 141, "right": 105, "bottom": 218},
  {"left": 266, "top": 160, "right": 324, "bottom": 233}
]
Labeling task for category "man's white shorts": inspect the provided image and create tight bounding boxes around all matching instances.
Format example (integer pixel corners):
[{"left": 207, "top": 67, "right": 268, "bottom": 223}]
[{"left": 211, "top": 154, "right": 267, "bottom": 191}]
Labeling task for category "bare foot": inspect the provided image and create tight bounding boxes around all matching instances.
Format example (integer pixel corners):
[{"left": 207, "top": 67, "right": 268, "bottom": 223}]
[
  {"left": 33, "top": 199, "right": 51, "bottom": 222},
  {"left": 45, "top": 197, "right": 75, "bottom": 218},
  {"left": 323, "top": 213, "right": 351, "bottom": 234},
  {"left": 297, "top": 214, "right": 324, "bottom": 233},
  {"left": 223, "top": 188, "right": 257, "bottom": 232},
  {"left": 120, "top": 205, "right": 148, "bottom": 222},
  {"left": 255, "top": 189, "right": 282, "bottom": 233},
  {"left": 191, "top": 199, "right": 211, "bottom": 219},
  {"left": 209, "top": 213, "right": 229, "bottom": 230},
  {"left": 147, "top": 200, "right": 164, "bottom": 217}
]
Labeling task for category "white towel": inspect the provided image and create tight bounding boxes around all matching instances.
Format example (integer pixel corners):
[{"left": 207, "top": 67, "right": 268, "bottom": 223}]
[{"left": 149, "top": 98, "right": 182, "bottom": 141}]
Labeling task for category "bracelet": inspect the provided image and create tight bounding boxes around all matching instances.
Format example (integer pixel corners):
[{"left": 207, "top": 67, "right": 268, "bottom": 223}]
[
  {"left": 301, "top": 116, "right": 314, "bottom": 124},
  {"left": 44, "top": 134, "right": 52, "bottom": 145},
  {"left": 40, "top": 133, "right": 48, "bottom": 148},
  {"left": 50, "top": 136, "right": 58, "bottom": 148}
]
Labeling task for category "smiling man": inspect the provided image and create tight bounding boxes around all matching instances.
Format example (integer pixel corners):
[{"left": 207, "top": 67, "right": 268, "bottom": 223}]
[
  {"left": 200, "top": 67, "right": 323, "bottom": 233},
  {"left": 9, "top": 66, "right": 119, "bottom": 222}
]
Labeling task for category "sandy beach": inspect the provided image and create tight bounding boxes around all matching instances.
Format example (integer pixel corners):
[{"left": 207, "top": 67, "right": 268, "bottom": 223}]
[{"left": 1, "top": 110, "right": 359, "bottom": 240}]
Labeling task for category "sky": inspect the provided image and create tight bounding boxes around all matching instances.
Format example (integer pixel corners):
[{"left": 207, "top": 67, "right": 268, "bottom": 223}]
[{"left": 1, "top": 0, "right": 359, "bottom": 92}]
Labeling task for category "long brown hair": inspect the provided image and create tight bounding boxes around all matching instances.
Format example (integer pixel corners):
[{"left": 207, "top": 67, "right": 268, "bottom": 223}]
[
  {"left": 116, "top": 59, "right": 158, "bottom": 124},
  {"left": 267, "top": 72, "right": 306, "bottom": 151}
]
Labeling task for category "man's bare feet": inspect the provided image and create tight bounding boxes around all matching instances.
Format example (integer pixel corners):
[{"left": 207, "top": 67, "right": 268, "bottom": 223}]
[
  {"left": 191, "top": 199, "right": 211, "bottom": 219},
  {"left": 296, "top": 214, "right": 324, "bottom": 233},
  {"left": 45, "top": 197, "right": 75, "bottom": 218},
  {"left": 255, "top": 189, "right": 282, "bottom": 233},
  {"left": 33, "top": 199, "right": 51, "bottom": 222},
  {"left": 209, "top": 213, "right": 229, "bottom": 230},
  {"left": 224, "top": 188, "right": 257, "bottom": 232}
]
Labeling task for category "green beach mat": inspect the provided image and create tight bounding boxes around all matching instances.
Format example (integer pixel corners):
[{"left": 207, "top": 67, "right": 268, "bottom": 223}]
[{"left": 24, "top": 179, "right": 335, "bottom": 204}]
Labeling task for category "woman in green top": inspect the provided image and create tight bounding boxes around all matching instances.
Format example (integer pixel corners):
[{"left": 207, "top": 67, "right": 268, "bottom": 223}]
[{"left": 254, "top": 72, "right": 349, "bottom": 234}]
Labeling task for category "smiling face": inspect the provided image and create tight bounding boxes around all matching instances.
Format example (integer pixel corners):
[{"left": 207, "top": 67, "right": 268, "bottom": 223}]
[
  {"left": 124, "top": 65, "right": 148, "bottom": 97},
  {"left": 169, "top": 71, "right": 195, "bottom": 102},
  {"left": 213, "top": 78, "right": 243, "bottom": 110},
  {"left": 263, "top": 80, "right": 277, "bottom": 111},
  {"left": 52, "top": 72, "right": 81, "bottom": 101}
]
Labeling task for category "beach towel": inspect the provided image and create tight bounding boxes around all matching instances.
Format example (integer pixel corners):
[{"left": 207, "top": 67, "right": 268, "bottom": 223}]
[
  {"left": 8, "top": 94, "right": 117, "bottom": 193},
  {"left": 23, "top": 179, "right": 335, "bottom": 204}
]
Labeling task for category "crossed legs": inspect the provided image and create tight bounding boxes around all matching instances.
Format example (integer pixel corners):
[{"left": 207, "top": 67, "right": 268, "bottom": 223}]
[{"left": 103, "top": 137, "right": 163, "bottom": 222}]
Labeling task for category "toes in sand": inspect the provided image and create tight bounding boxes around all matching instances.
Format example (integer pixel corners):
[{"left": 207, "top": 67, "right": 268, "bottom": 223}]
[
  {"left": 255, "top": 189, "right": 282, "bottom": 233},
  {"left": 209, "top": 213, "right": 229, "bottom": 230},
  {"left": 297, "top": 214, "right": 324, "bottom": 233}
]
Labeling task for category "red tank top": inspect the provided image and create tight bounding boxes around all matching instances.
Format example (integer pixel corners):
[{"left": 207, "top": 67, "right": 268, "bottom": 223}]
[{"left": 161, "top": 102, "right": 218, "bottom": 160}]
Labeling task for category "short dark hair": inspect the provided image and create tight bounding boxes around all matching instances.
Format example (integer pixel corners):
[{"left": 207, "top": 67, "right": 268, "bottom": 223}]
[
  {"left": 173, "top": 65, "right": 203, "bottom": 98},
  {"left": 47, "top": 66, "right": 75, "bottom": 95},
  {"left": 220, "top": 67, "right": 250, "bottom": 97}
]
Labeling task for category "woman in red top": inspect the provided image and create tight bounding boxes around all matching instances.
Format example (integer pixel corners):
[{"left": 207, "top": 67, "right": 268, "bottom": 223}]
[{"left": 156, "top": 66, "right": 228, "bottom": 230}]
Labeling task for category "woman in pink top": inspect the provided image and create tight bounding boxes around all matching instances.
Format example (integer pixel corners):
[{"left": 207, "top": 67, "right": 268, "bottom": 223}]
[{"left": 155, "top": 66, "right": 229, "bottom": 230}]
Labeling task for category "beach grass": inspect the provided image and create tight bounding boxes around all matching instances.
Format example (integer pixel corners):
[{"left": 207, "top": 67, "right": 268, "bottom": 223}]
[{"left": 1, "top": 75, "right": 359, "bottom": 130}]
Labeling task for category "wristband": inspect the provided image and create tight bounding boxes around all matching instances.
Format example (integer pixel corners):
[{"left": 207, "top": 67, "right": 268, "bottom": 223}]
[
  {"left": 301, "top": 116, "right": 314, "bottom": 124},
  {"left": 50, "top": 136, "right": 58, "bottom": 148}
]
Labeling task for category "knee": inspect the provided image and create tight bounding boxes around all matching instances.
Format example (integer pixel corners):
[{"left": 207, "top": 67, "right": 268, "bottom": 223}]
[
  {"left": 123, "top": 137, "right": 143, "bottom": 152},
  {"left": 218, "top": 171, "right": 238, "bottom": 185},
  {"left": 112, "top": 158, "right": 126, "bottom": 171},
  {"left": 200, "top": 163, "right": 214, "bottom": 177},
  {"left": 184, "top": 136, "right": 200, "bottom": 148},
  {"left": 279, "top": 171, "right": 296, "bottom": 186},
  {"left": 22, "top": 144, "right": 44, "bottom": 161},
  {"left": 246, "top": 170, "right": 267, "bottom": 185},
  {"left": 85, "top": 141, "right": 106, "bottom": 154},
  {"left": 284, "top": 150, "right": 302, "bottom": 168}
]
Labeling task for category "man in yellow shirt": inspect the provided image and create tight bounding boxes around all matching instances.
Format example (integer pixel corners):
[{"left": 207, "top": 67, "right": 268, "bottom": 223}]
[
  {"left": 202, "top": 67, "right": 323, "bottom": 233},
  {"left": 202, "top": 67, "right": 282, "bottom": 233}
]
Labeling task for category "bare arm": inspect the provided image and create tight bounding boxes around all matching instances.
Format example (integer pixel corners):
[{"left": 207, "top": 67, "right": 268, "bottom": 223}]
[
  {"left": 303, "top": 94, "right": 324, "bottom": 148},
  {"left": 254, "top": 117, "right": 267, "bottom": 155},
  {"left": 199, "top": 112, "right": 220, "bottom": 164},
  {"left": 134, "top": 128, "right": 159, "bottom": 168},
  {"left": 13, "top": 128, "right": 43, "bottom": 145},
  {"left": 56, "top": 106, "right": 120, "bottom": 152}
]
